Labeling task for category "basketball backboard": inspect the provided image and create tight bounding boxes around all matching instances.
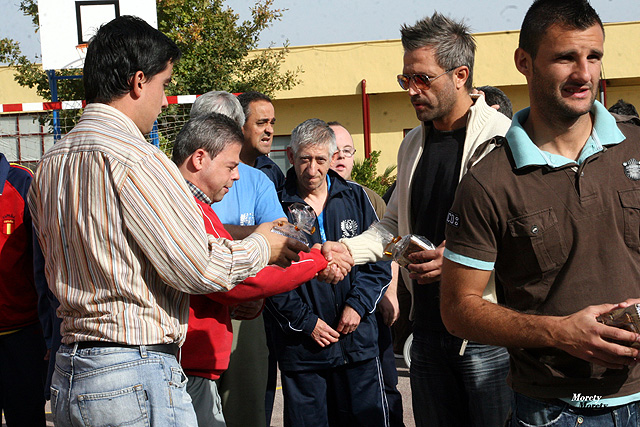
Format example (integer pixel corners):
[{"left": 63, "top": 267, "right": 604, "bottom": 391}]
[{"left": 38, "top": 0, "right": 157, "bottom": 70}]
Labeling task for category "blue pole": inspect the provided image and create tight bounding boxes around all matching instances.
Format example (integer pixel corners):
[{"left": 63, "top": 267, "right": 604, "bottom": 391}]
[
  {"left": 46, "top": 70, "right": 61, "bottom": 141},
  {"left": 150, "top": 121, "right": 159, "bottom": 147}
]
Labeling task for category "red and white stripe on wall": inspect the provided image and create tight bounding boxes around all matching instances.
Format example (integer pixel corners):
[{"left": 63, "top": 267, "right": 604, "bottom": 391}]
[{"left": 0, "top": 95, "right": 200, "bottom": 113}]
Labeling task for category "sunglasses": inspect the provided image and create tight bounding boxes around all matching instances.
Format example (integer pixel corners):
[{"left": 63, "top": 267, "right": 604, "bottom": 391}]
[{"left": 397, "top": 67, "right": 459, "bottom": 91}]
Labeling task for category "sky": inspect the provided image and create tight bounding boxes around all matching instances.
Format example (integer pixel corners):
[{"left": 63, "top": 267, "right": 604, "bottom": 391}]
[{"left": 1, "top": 0, "right": 639, "bottom": 61}]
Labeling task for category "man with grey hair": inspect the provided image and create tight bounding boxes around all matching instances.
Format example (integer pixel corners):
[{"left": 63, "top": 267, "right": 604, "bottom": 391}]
[
  {"left": 265, "top": 118, "right": 391, "bottom": 426},
  {"left": 322, "top": 12, "right": 512, "bottom": 426},
  {"left": 190, "top": 91, "right": 246, "bottom": 126}
]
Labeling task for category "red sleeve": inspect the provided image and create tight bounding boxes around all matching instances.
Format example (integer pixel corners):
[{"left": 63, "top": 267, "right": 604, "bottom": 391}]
[{"left": 207, "top": 248, "right": 328, "bottom": 305}]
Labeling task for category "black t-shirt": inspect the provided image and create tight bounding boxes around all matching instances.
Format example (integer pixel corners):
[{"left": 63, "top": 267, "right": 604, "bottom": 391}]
[{"left": 410, "top": 125, "right": 466, "bottom": 332}]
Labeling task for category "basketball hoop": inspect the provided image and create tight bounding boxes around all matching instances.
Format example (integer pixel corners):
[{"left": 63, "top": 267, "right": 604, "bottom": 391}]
[
  {"left": 39, "top": 0, "right": 157, "bottom": 70},
  {"left": 75, "top": 43, "right": 88, "bottom": 59}
]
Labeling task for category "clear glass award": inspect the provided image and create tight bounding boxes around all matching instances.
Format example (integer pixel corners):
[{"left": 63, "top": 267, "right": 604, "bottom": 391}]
[
  {"left": 369, "top": 222, "right": 436, "bottom": 268},
  {"left": 271, "top": 202, "right": 317, "bottom": 247}
]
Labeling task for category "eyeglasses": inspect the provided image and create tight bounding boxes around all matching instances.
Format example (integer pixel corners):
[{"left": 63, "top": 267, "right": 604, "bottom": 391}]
[
  {"left": 397, "top": 67, "right": 458, "bottom": 91},
  {"left": 334, "top": 148, "right": 356, "bottom": 158}
]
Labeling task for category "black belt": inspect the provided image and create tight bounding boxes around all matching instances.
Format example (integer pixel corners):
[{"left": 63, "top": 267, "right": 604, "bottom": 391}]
[{"left": 74, "top": 341, "right": 179, "bottom": 357}]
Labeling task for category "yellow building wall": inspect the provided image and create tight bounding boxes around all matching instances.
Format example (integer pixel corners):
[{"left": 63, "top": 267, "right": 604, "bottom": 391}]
[
  {"left": 0, "top": 66, "right": 45, "bottom": 104},
  {"left": 607, "top": 82, "right": 640, "bottom": 109}
]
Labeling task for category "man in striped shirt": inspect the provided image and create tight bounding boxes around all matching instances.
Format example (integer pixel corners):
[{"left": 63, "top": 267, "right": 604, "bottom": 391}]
[{"left": 28, "top": 16, "right": 307, "bottom": 427}]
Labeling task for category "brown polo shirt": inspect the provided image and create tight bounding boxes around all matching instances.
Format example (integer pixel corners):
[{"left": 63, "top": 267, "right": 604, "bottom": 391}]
[{"left": 445, "top": 107, "right": 640, "bottom": 400}]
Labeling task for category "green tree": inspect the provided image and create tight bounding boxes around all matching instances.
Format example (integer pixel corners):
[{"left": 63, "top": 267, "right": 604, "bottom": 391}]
[
  {"left": 0, "top": 0, "right": 301, "bottom": 102},
  {"left": 350, "top": 151, "right": 397, "bottom": 197},
  {"left": 159, "top": 0, "right": 300, "bottom": 95}
]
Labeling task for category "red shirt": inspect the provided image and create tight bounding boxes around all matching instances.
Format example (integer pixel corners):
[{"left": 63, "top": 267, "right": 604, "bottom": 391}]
[{"left": 181, "top": 198, "right": 327, "bottom": 379}]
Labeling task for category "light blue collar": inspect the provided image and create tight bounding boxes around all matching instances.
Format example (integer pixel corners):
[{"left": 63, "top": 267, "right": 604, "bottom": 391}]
[{"left": 507, "top": 100, "right": 625, "bottom": 169}]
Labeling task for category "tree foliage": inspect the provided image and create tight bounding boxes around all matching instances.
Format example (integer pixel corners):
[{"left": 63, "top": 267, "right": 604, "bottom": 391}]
[
  {"left": 0, "top": 0, "right": 301, "bottom": 102},
  {"left": 350, "top": 151, "right": 396, "bottom": 197},
  {"left": 158, "top": 0, "right": 300, "bottom": 95}
]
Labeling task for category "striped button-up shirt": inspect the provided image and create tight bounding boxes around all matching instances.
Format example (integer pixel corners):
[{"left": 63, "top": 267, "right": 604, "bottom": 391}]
[{"left": 28, "top": 103, "right": 269, "bottom": 346}]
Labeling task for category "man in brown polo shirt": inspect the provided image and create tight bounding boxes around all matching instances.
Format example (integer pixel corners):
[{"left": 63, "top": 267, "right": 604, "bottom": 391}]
[{"left": 441, "top": 0, "right": 640, "bottom": 425}]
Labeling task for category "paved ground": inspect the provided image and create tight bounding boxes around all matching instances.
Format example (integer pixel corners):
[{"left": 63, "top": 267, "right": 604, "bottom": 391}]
[{"left": 3, "top": 356, "right": 413, "bottom": 427}]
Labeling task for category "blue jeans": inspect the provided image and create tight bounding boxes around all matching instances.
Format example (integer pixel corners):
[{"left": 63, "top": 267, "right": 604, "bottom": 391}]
[
  {"left": 511, "top": 392, "right": 640, "bottom": 426},
  {"left": 50, "top": 344, "right": 197, "bottom": 427},
  {"left": 410, "top": 330, "right": 512, "bottom": 427}
]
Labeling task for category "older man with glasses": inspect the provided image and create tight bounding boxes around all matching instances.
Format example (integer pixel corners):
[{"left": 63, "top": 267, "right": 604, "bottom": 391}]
[
  {"left": 329, "top": 121, "right": 405, "bottom": 426},
  {"left": 323, "top": 12, "right": 513, "bottom": 427}
]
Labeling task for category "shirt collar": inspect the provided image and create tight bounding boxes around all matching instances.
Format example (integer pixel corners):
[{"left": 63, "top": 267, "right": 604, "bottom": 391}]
[
  {"left": 507, "top": 100, "right": 625, "bottom": 169},
  {"left": 186, "top": 180, "right": 212, "bottom": 205},
  {"left": 81, "top": 103, "right": 146, "bottom": 141}
]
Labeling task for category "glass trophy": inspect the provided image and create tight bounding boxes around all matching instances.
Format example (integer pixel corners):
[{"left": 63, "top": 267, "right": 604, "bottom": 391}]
[
  {"left": 271, "top": 202, "right": 317, "bottom": 247},
  {"left": 369, "top": 222, "right": 436, "bottom": 268}
]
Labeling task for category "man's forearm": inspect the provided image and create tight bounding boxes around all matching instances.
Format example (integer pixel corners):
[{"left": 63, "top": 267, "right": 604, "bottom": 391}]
[
  {"left": 224, "top": 224, "right": 258, "bottom": 240},
  {"left": 440, "top": 259, "right": 559, "bottom": 348},
  {"left": 442, "top": 291, "right": 558, "bottom": 348},
  {"left": 440, "top": 259, "right": 640, "bottom": 368},
  {"left": 340, "top": 227, "right": 388, "bottom": 265}
]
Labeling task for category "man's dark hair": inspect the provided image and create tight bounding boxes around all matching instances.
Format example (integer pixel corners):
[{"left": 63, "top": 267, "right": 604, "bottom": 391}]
[
  {"left": 237, "top": 91, "right": 272, "bottom": 121},
  {"left": 172, "top": 113, "right": 244, "bottom": 167},
  {"left": 477, "top": 86, "right": 513, "bottom": 119},
  {"left": 400, "top": 12, "right": 476, "bottom": 90},
  {"left": 608, "top": 99, "right": 639, "bottom": 118},
  {"left": 84, "top": 15, "right": 181, "bottom": 104},
  {"left": 519, "top": 0, "right": 603, "bottom": 59}
]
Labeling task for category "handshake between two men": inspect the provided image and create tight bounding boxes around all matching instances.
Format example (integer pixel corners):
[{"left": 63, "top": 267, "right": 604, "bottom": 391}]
[{"left": 255, "top": 219, "right": 355, "bottom": 284}]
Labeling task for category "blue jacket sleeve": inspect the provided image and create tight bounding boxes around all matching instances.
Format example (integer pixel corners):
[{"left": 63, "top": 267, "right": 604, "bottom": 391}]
[
  {"left": 265, "top": 290, "right": 318, "bottom": 336},
  {"left": 345, "top": 260, "right": 391, "bottom": 318}
]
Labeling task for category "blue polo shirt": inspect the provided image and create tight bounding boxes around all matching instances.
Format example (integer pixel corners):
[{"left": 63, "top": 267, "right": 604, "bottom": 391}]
[{"left": 213, "top": 162, "right": 285, "bottom": 226}]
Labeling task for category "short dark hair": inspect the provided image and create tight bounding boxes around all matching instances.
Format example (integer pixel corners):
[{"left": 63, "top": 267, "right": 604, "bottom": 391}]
[
  {"left": 172, "top": 113, "right": 244, "bottom": 167},
  {"left": 519, "top": 0, "right": 603, "bottom": 59},
  {"left": 237, "top": 91, "right": 272, "bottom": 121},
  {"left": 477, "top": 86, "right": 513, "bottom": 119},
  {"left": 84, "top": 15, "right": 181, "bottom": 104},
  {"left": 400, "top": 13, "right": 476, "bottom": 90},
  {"left": 608, "top": 99, "right": 639, "bottom": 118}
]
